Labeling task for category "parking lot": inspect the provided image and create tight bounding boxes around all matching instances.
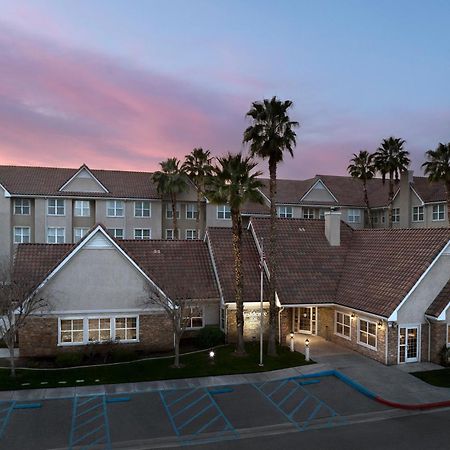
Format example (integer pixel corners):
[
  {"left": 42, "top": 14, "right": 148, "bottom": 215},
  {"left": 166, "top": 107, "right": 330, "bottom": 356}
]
[{"left": 0, "top": 373, "right": 392, "bottom": 449}]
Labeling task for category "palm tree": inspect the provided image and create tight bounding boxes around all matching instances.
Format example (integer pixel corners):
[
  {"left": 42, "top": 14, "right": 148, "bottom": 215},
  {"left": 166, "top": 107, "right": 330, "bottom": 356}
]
[
  {"left": 373, "top": 137, "right": 410, "bottom": 228},
  {"left": 206, "top": 153, "right": 263, "bottom": 355},
  {"left": 182, "top": 148, "right": 213, "bottom": 239},
  {"left": 152, "top": 158, "right": 188, "bottom": 239},
  {"left": 347, "top": 150, "right": 376, "bottom": 227},
  {"left": 422, "top": 142, "right": 450, "bottom": 224},
  {"left": 243, "top": 96, "right": 299, "bottom": 356}
]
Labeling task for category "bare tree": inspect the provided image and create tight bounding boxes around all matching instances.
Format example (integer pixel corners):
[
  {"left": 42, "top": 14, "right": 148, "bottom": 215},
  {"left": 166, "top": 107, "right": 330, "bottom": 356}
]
[
  {"left": 142, "top": 284, "right": 200, "bottom": 368},
  {"left": 0, "top": 260, "right": 48, "bottom": 377}
]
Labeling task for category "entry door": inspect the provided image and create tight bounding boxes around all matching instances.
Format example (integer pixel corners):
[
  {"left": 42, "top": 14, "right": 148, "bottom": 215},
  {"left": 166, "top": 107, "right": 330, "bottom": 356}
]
[
  {"left": 294, "top": 307, "right": 317, "bottom": 334},
  {"left": 399, "top": 326, "right": 419, "bottom": 363}
]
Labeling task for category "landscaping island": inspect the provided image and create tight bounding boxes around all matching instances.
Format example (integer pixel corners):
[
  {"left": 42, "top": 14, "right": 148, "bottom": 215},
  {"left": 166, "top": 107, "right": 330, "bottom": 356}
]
[{"left": 413, "top": 368, "right": 450, "bottom": 388}]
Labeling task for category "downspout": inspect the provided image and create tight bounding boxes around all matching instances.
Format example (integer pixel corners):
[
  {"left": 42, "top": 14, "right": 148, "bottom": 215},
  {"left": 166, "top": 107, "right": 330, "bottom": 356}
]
[
  {"left": 385, "top": 321, "right": 388, "bottom": 365},
  {"left": 425, "top": 316, "right": 431, "bottom": 362},
  {"left": 278, "top": 307, "right": 285, "bottom": 344}
]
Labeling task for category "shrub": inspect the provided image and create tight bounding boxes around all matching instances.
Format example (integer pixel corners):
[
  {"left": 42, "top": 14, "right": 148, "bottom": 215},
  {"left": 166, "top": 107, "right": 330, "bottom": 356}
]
[
  {"left": 110, "top": 347, "right": 138, "bottom": 363},
  {"left": 55, "top": 352, "right": 84, "bottom": 367},
  {"left": 439, "top": 345, "right": 450, "bottom": 367},
  {"left": 195, "top": 326, "right": 225, "bottom": 349}
]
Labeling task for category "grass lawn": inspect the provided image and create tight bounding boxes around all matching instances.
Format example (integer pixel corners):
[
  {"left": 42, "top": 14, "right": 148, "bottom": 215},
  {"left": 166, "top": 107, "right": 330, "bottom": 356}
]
[
  {"left": 0, "top": 343, "right": 313, "bottom": 391},
  {"left": 413, "top": 368, "right": 450, "bottom": 388}
]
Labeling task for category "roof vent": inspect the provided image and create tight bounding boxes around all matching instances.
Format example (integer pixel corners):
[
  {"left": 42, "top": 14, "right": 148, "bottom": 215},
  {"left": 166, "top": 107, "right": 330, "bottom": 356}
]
[
  {"left": 153, "top": 249, "right": 161, "bottom": 254},
  {"left": 298, "top": 227, "right": 306, "bottom": 232}
]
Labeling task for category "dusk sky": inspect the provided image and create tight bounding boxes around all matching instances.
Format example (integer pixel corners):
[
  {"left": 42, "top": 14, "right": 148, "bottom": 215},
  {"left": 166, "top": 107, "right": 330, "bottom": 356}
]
[{"left": 1, "top": 0, "right": 450, "bottom": 178}]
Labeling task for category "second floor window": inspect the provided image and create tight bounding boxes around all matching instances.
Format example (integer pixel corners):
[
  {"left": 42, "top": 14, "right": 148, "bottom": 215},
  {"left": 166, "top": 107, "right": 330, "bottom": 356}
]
[
  {"left": 165, "top": 229, "right": 179, "bottom": 240},
  {"left": 392, "top": 208, "right": 400, "bottom": 223},
  {"left": 277, "top": 206, "right": 293, "bottom": 218},
  {"left": 217, "top": 205, "right": 231, "bottom": 219},
  {"left": 166, "top": 204, "right": 180, "bottom": 219},
  {"left": 134, "top": 201, "right": 151, "bottom": 217},
  {"left": 48, "top": 199, "right": 65, "bottom": 216},
  {"left": 134, "top": 228, "right": 151, "bottom": 240},
  {"left": 14, "top": 226, "right": 30, "bottom": 244},
  {"left": 185, "top": 229, "right": 197, "bottom": 240},
  {"left": 47, "top": 227, "right": 65, "bottom": 244},
  {"left": 14, "top": 199, "right": 31, "bottom": 215},
  {"left": 74, "top": 228, "right": 89, "bottom": 243},
  {"left": 412, "top": 206, "right": 424, "bottom": 222},
  {"left": 186, "top": 203, "right": 198, "bottom": 219},
  {"left": 433, "top": 204, "right": 445, "bottom": 221},
  {"left": 303, "top": 208, "right": 315, "bottom": 219},
  {"left": 107, "top": 228, "right": 124, "bottom": 239},
  {"left": 74, "top": 200, "right": 90, "bottom": 217},
  {"left": 107, "top": 200, "right": 124, "bottom": 217},
  {"left": 348, "top": 209, "right": 361, "bottom": 223}
]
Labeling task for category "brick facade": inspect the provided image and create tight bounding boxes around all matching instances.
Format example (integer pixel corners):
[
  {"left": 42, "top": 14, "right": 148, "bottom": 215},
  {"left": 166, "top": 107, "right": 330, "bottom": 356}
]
[
  {"left": 19, "top": 313, "right": 173, "bottom": 358},
  {"left": 226, "top": 306, "right": 269, "bottom": 343},
  {"left": 430, "top": 321, "right": 448, "bottom": 364}
]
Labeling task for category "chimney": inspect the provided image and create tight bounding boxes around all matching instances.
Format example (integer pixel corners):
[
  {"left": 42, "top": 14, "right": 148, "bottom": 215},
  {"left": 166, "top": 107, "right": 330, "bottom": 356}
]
[
  {"left": 399, "top": 170, "right": 414, "bottom": 228},
  {"left": 325, "top": 211, "right": 341, "bottom": 246}
]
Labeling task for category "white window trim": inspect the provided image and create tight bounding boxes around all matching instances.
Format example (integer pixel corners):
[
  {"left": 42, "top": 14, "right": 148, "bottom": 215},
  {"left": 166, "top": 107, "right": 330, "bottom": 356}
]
[
  {"left": 13, "top": 226, "right": 31, "bottom": 244},
  {"left": 412, "top": 206, "right": 424, "bottom": 222},
  {"left": 432, "top": 204, "right": 445, "bottom": 222},
  {"left": 13, "top": 199, "right": 31, "bottom": 215},
  {"left": 74, "top": 200, "right": 91, "bottom": 217},
  {"left": 73, "top": 227, "right": 89, "bottom": 243},
  {"left": 186, "top": 203, "right": 198, "bottom": 220},
  {"left": 185, "top": 229, "right": 197, "bottom": 240},
  {"left": 277, "top": 206, "right": 293, "bottom": 218},
  {"left": 216, "top": 205, "right": 231, "bottom": 220},
  {"left": 357, "top": 318, "right": 377, "bottom": 351},
  {"left": 334, "top": 310, "right": 351, "bottom": 340},
  {"left": 47, "top": 227, "right": 66, "bottom": 244},
  {"left": 58, "top": 315, "right": 139, "bottom": 346},
  {"left": 303, "top": 208, "right": 315, "bottom": 219},
  {"left": 107, "top": 228, "right": 124, "bottom": 239},
  {"left": 106, "top": 200, "right": 125, "bottom": 218},
  {"left": 348, "top": 209, "right": 361, "bottom": 223},
  {"left": 184, "top": 306, "right": 204, "bottom": 330},
  {"left": 134, "top": 201, "right": 151, "bottom": 218},
  {"left": 392, "top": 208, "right": 400, "bottom": 223},
  {"left": 166, "top": 204, "right": 180, "bottom": 219},
  {"left": 47, "top": 199, "right": 66, "bottom": 216},
  {"left": 134, "top": 228, "right": 151, "bottom": 240}
]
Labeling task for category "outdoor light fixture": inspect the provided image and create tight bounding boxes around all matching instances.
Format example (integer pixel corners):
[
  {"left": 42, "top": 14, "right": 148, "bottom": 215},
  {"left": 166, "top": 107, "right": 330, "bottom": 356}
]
[
  {"left": 209, "top": 350, "right": 215, "bottom": 359},
  {"left": 289, "top": 331, "right": 295, "bottom": 352},
  {"left": 378, "top": 320, "right": 383, "bottom": 328},
  {"left": 351, "top": 313, "right": 355, "bottom": 319},
  {"left": 290, "top": 331, "right": 294, "bottom": 339},
  {"left": 303, "top": 312, "right": 307, "bottom": 318},
  {"left": 305, "top": 338, "right": 310, "bottom": 347},
  {"left": 304, "top": 339, "right": 310, "bottom": 362}
]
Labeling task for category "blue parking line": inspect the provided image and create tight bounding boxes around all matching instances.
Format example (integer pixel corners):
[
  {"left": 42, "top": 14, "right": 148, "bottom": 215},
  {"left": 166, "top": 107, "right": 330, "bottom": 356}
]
[
  {"left": 159, "top": 391, "right": 180, "bottom": 437},
  {"left": 178, "top": 403, "right": 213, "bottom": 431},
  {"left": 14, "top": 403, "right": 42, "bottom": 409},
  {"left": 167, "top": 387, "right": 199, "bottom": 408},
  {"left": 0, "top": 401, "right": 15, "bottom": 440},
  {"left": 172, "top": 393, "right": 207, "bottom": 418}
]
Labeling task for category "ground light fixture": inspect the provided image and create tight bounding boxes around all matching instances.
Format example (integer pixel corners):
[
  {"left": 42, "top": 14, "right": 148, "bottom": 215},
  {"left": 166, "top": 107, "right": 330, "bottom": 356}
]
[
  {"left": 305, "top": 338, "right": 310, "bottom": 362},
  {"left": 209, "top": 350, "right": 215, "bottom": 365},
  {"left": 289, "top": 331, "right": 295, "bottom": 352}
]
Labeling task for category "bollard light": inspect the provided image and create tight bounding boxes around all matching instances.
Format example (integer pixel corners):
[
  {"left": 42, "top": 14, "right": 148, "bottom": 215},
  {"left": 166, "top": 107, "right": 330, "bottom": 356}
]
[
  {"left": 305, "top": 338, "right": 310, "bottom": 362},
  {"left": 305, "top": 338, "right": 309, "bottom": 347},
  {"left": 209, "top": 350, "right": 215, "bottom": 359},
  {"left": 289, "top": 331, "right": 295, "bottom": 352}
]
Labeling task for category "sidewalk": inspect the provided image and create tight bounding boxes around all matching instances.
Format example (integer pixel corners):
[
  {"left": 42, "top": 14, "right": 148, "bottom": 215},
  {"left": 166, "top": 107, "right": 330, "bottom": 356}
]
[{"left": 0, "top": 337, "right": 449, "bottom": 404}]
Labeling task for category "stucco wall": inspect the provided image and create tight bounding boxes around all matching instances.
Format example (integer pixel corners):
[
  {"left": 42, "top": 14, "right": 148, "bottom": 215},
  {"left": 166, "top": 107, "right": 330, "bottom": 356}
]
[{"left": 0, "top": 189, "right": 11, "bottom": 263}]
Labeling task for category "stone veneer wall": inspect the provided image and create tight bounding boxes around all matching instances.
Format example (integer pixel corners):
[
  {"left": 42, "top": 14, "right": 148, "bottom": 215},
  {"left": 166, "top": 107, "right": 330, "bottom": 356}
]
[
  {"left": 19, "top": 313, "right": 173, "bottom": 358},
  {"left": 226, "top": 306, "right": 270, "bottom": 342},
  {"left": 430, "top": 321, "right": 448, "bottom": 364}
]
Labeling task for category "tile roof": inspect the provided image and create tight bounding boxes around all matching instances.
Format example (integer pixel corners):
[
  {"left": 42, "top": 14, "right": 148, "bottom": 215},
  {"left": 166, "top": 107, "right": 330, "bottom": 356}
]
[
  {"left": 336, "top": 228, "right": 450, "bottom": 317},
  {"left": 206, "top": 227, "right": 269, "bottom": 303},
  {"left": 412, "top": 176, "right": 447, "bottom": 203},
  {"left": 13, "top": 233, "right": 219, "bottom": 301},
  {"left": 241, "top": 199, "right": 270, "bottom": 216},
  {"left": 250, "top": 218, "right": 352, "bottom": 305},
  {"left": 0, "top": 165, "right": 160, "bottom": 199},
  {"left": 426, "top": 279, "right": 450, "bottom": 318}
]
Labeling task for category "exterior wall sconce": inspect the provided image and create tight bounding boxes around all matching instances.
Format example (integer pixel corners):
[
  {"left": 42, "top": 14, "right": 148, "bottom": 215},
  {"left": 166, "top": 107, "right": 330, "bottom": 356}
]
[
  {"left": 378, "top": 320, "right": 383, "bottom": 328},
  {"left": 305, "top": 338, "right": 310, "bottom": 362},
  {"left": 351, "top": 313, "right": 355, "bottom": 319},
  {"left": 388, "top": 321, "right": 397, "bottom": 329},
  {"left": 290, "top": 331, "right": 295, "bottom": 352}
]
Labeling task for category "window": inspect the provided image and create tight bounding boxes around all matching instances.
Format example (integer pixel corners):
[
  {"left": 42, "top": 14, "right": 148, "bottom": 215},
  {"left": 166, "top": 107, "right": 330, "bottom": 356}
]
[
  {"left": 74, "top": 200, "right": 90, "bottom": 217},
  {"left": 412, "top": 206, "right": 424, "bottom": 222},
  {"left": 447, "top": 325, "right": 450, "bottom": 347},
  {"left": 183, "top": 307, "right": 203, "bottom": 329},
  {"left": 134, "top": 201, "right": 151, "bottom": 217},
  {"left": 319, "top": 209, "right": 326, "bottom": 220},
  {"left": 392, "top": 208, "right": 400, "bottom": 223},
  {"left": 14, "top": 199, "right": 30, "bottom": 215},
  {"left": 217, "top": 205, "right": 231, "bottom": 219},
  {"left": 165, "top": 229, "right": 179, "bottom": 240},
  {"left": 335, "top": 311, "right": 351, "bottom": 339},
  {"left": 59, "top": 319, "right": 84, "bottom": 344},
  {"left": 303, "top": 208, "right": 315, "bottom": 219},
  {"left": 166, "top": 204, "right": 180, "bottom": 219},
  {"left": 107, "top": 200, "right": 124, "bottom": 217},
  {"left": 185, "top": 229, "right": 197, "bottom": 240},
  {"left": 373, "top": 214, "right": 379, "bottom": 224},
  {"left": 115, "top": 317, "right": 138, "bottom": 341},
  {"left": 88, "top": 318, "right": 111, "bottom": 342},
  {"left": 433, "top": 204, "right": 445, "bottom": 221},
  {"left": 381, "top": 212, "right": 386, "bottom": 224},
  {"left": 358, "top": 318, "right": 377, "bottom": 349},
  {"left": 47, "top": 199, "right": 65, "bottom": 216},
  {"left": 348, "top": 209, "right": 361, "bottom": 223},
  {"left": 277, "top": 206, "right": 293, "bottom": 218},
  {"left": 186, "top": 203, "right": 198, "bottom": 219},
  {"left": 14, "top": 227, "right": 30, "bottom": 244},
  {"left": 47, "top": 227, "right": 65, "bottom": 244},
  {"left": 134, "top": 228, "right": 151, "bottom": 240},
  {"left": 73, "top": 228, "right": 89, "bottom": 243},
  {"left": 107, "top": 228, "right": 124, "bottom": 239}
]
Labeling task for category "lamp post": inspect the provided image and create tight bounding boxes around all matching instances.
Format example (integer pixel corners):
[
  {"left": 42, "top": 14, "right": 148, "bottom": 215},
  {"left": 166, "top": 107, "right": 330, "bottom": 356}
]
[
  {"left": 259, "top": 238, "right": 264, "bottom": 367},
  {"left": 290, "top": 331, "right": 295, "bottom": 352},
  {"left": 305, "top": 338, "right": 310, "bottom": 362}
]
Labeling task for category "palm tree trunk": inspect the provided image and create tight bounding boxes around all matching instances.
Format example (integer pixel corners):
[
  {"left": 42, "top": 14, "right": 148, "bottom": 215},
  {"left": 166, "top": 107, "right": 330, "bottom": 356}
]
[
  {"left": 171, "top": 194, "right": 178, "bottom": 239},
  {"left": 232, "top": 209, "right": 246, "bottom": 355},
  {"left": 363, "top": 181, "right": 373, "bottom": 228},
  {"left": 196, "top": 186, "right": 201, "bottom": 239},
  {"left": 388, "top": 176, "right": 394, "bottom": 229},
  {"left": 267, "top": 158, "right": 278, "bottom": 357},
  {"left": 8, "top": 334, "right": 16, "bottom": 378}
]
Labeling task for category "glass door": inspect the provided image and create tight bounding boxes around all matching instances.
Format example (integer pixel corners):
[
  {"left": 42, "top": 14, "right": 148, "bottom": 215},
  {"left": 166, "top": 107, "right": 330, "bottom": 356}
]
[
  {"left": 294, "top": 307, "right": 317, "bottom": 334},
  {"left": 399, "top": 326, "right": 419, "bottom": 363}
]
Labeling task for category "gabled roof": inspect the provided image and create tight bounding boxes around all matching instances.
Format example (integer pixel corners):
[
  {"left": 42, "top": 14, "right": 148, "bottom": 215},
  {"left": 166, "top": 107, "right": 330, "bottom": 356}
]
[
  {"left": 0, "top": 165, "right": 160, "bottom": 199},
  {"left": 13, "top": 225, "right": 219, "bottom": 301},
  {"left": 426, "top": 279, "right": 450, "bottom": 319},
  {"left": 206, "top": 227, "right": 268, "bottom": 303},
  {"left": 412, "top": 176, "right": 447, "bottom": 204},
  {"left": 59, "top": 164, "right": 109, "bottom": 193}
]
